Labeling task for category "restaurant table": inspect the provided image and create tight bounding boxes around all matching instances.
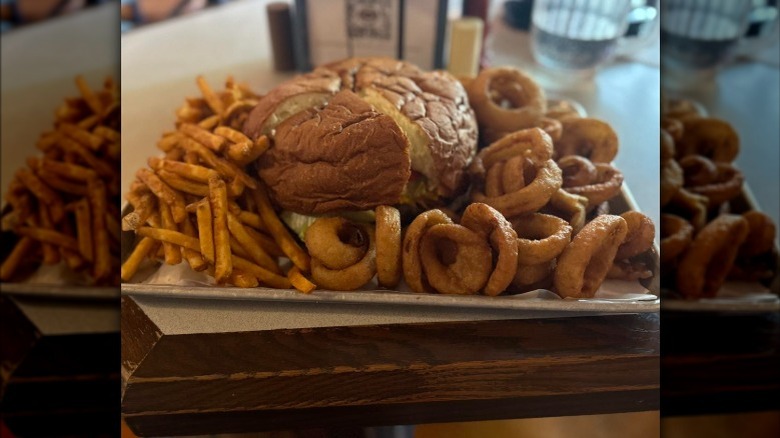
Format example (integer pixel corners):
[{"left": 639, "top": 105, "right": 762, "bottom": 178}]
[
  {"left": 659, "top": 58, "right": 780, "bottom": 417},
  {"left": 120, "top": 1, "right": 659, "bottom": 436}
]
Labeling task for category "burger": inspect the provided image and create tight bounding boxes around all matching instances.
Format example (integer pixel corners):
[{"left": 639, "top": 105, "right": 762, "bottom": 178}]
[{"left": 241, "top": 57, "right": 478, "bottom": 236}]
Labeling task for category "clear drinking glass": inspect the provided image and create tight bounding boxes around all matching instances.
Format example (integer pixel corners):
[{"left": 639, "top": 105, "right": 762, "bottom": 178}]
[{"left": 531, "top": 0, "right": 635, "bottom": 73}]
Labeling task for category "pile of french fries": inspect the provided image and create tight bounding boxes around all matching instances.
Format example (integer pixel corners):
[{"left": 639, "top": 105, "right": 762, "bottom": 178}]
[
  {"left": 120, "top": 76, "right": 316, "bottom": 293},
  {"left": 1, "top": 76, "right": 121, "bottom": 285}
]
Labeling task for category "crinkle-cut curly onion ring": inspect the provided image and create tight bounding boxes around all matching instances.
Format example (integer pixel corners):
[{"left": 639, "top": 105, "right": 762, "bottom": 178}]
[
  {"left": 538, "top": 117, "right": 562, "bottom": 142},
  {"left": 310, "top": 226, "right": 376, "bottom": 291},
  {"left": 740, "top": 211, "right": 776, "bottom": 257},
  {"left": 472, "top": 158, "right": 562, "bottom": 218},
  {"left": 616, "top": 211, "right": 655, "bottom": 259},
  {"left": 676, "top": 214, "right": 749, "bottom": 299},
  {"left": 564, "top": 163, "right": 623, "bottom": 209},
  {"left": 660, "top": 158, "right": 683, "bottom": 207},
  {"left": 660, "top": 214, "right": 694, "bottom": 265},
  {"left": 460, "top": 203, "right": 519, "bottom": 296},
  {"left": 662, "top": 117, "right": 684, "bottom": 142},
  {"left": 553, "top": 214, "right": 628, "bottom": 298},
  {"left": 555, "top": 117, "right": 618, "bottom": 163},
  {"left": 477, "top": 127, "right": 555, "bottom": 165},
  {"left": 686, "top": 163, "right": 744, "bottom": 207},
  {"left": 511, "top": 213, "right": 572, "bottom": 265},
  {"left": 402, "top": 209, "right": 453, "bottom": 293},
  {"left": 661, "top": 129, "right": 676, "bottom": 161},
  {"left": 540, "top": 189, "right": 588, "bottom": 234},
  {"left": 677, "top": 117, "right": 739, "bottom": 163},
  {"left": 668, "top": 188, "right": 708, "bottom": 231},
  {"left": 679, "top": 155, "right": 718, "bottom": 187},
  {"left": 375, "top": 205, "right": 402, "bottom": 288},
  {"left": 558, "top": 155, "right": 598, "bottom": 188},
  {"left": 420, "top": 224, "right": 492, "bottom": 295},
  {"left": 305, "top": 217, "right": 368, "bottom": 270},
  {"left": 466, "top": 67, "right": 546, "bottom": 136}
]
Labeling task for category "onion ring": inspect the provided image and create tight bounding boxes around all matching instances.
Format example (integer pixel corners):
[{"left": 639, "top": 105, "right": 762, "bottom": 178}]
[
  {"left": 739, "top": 211, "right": 776, "bottom": 257},
  {"left": 310, "top": 226, "right": 377, "bottom": 291},
  {"left": 558, "top": 155, "right": 597, "bottom": 188},
  {"left": 512, "top": 260, "right": 555, "bottom": 290},
  {"left": 686, "top": 163, "right": 744, "bottom": 207},
  {"left": 660, "top": 214, "right": 693, "bottom": 265},
  {"left": 553, "top": 215, "right": 628, "bottom": 298},
  {"left": 615, "top": 211, "right": 655, "bottom": 259},
  {"left": 662, "top": 117, "right": 684, "bottom": 142},
  {"left": 538, "top": 117, "right": 562, "bottom": 142},
  {"left": 545, "top": 99, "right": 582, "bottom": 121},
  {"left": 511, "top": 213, "right": 572, "bottom": 265},
  {"left": 460, "top": 203, "right": 519, "bottom": 296},
  {"left": 661, "top": 130, "right": 676, "bottom": 161},
  {"left": 660, "top": 158, "right": 683, "bottom": 207},
  {"left": 555, "top": 118, "right": 618, "bottom": 163},
  {"left": 375, "top": 205, "right": 402, "bottom": 288},
  {"left": 402, "top": 209, "right": 453, "bottom": 293},
  {"left": 305, "top": 217, "right": 368, "bottom": 270},
  {"left": 667, "top": 188, "right": 708, "bottom": 231},
  {"left": 564, "top": 163, "right": 624, "bottom": 209},
  {"left": 466, "top": 67, "right": 546, "bottom": 141},
  {"left": 676, "top": 214, "right": 749, "bottom": 299},
  {"left": 679, "top": 155, "right": 718, "bottom": 187},
  {"left": 540, "top": 189, "right": 588, "bottom": 234},
  {"left": 677, "top": 118, "right": 739, "bottom": 162},
  {"left": 420, "top": 224, "right": 492, "bottom": 295},
  {"left": 664, "top": 98, "right": 705, "bottom": 119}
]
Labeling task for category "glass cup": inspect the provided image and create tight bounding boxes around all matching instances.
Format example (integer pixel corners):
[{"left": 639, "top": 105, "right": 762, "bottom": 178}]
[{"left": 530, "top": 0, "right": 654, "bottom": 72}]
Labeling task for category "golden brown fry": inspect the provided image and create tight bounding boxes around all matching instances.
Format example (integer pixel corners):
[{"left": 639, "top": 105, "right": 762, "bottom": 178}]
[
  {"left": 209, "top": 176, "right": 232, "bottom": 282},
  {"left": 77, "top": 115, "right": 100, "bottom": 130},
  {"left": 180, "top": 137, "right": 257, "bottom": 188},
  {"left": 157, "top": 169, "right": 209, "bottom": 196},
  {"left": 197, "top": 115, "right": 221, "bottom": 130},
  {"left": 181, "top": 216, "right": 207, "bottom": 272},
  {"left": 105, "top": 211, "right": 121, "bottom": 243},
  {"left": 121, "top": 237, "right": 159, "bottom": 281},
  {"left": 238, "top": 210, "right": 266, "bottom": 231},
  {"left": 37, "top": 169, "right": 88, "bottom": 195},
  {"left": 245, "top": 227, "right": 285, "bottom": 258},
  {"left": 88, "top": 178, "right": 111, "bottom": 281},
  {"left": 252, "top": 185, "right": 310, "bottom": 272},
  {"left": 226, "top": 212, "right": 281, "bottom": 274},
  {"left": 136, "top": 168, "right": 187, "bottom": 222},
  {"left": 159, "top": 201, "right": 182, "bottom": 265},
  {"left": 196, "top": 75, "right": 225, "bottom": 116},
  {"left": 0, "top": 237, "right": 36, "bottom": 281},
  {"left": 214, "top": 126, "right": 251, "bottom": 144},
  {"left": 180, "top": 123, "right": 226, "bottom": 152},
  {"left": 158, "top": 160, "right": 218, "bottom": 182},
  {"left": 76, "top": 75, "right": 102, "bottom": 115},
  {"left": 15, "top": 169, "right": 65, "bottom": 222},
  {"left": 230, "top": 269, "right": 259, "bottom": 288},
  {"left": 73, "top": 198, "right": 94, "bottom": 262},
  {"left": 232, "top": 256, "right": 291, "bottom": 289},
  {"left": 230, "top": 237, "right": 251, "bottom": 259},
  {"left": 61, "top": 123, "right": 103, "bottom": 150},
  {"left": 288, "top": 266, "right": 316, "bottom": 293},
  {"left": 16, "top": 227, "right": 80, "bottom": 251},
  {"left": 158, "top": 133, "right": 183, "bottom": 152},
  {"left": 137, "top": 227, "right": 201, "bottom": 251},
  {"left": 38, "top": 205, "right": 61, "bottom": 265},
  {"left": 196, "top": 200, "right": 215, "bottom": 264},
  {"left": 61, "top": 248, "right": 86, "bottom": 271},
  {"left": 227, "top": 177, "right": 245, "bottom": 198},
  {"left": 93, "top": 126, "right": 120, "bottom": 143},
  {"left": 36, "top": 132, "right": 59, "bottom": 152},
  {"left": 59, "top": 137, "right": 113, "bottom": 177}
]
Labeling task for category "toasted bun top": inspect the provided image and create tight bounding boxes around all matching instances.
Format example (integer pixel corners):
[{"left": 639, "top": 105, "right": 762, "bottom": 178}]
[
  {"left": 244, "top": 57, "right": 478, "bottom": 213},
  {"left": 257, "top": 90, "right": 411, "bottom": 214}
]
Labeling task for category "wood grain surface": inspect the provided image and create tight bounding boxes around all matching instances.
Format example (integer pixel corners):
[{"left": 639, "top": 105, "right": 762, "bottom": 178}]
[{"left": 122, "top": 295, "right": 660, "bottom": 436}]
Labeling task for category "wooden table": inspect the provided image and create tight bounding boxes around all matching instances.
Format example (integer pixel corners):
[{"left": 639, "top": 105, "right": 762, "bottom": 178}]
[{"left": 122, "top": 294, "right": 659, "bottom": 436}]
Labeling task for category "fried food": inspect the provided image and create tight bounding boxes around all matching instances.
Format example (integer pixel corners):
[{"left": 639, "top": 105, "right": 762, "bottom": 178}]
[
  {"left": 555, "top": 118, "right": 618, "bottom": 163},
  {"left": 739, "top": 211, "right": 776, "bottom": 257},
  {"left": 685, "top": 162, "right": 744, "bottom": 207},
  {"left": 563, "top": 163, "right": 624, "bottom": 209},
  {"left": 659, "top": 214, "right": 693, "bottom": 265},
  {"left": 288, "top": 266, "right": 316, "bottom": 293},
  {"left": 420, "top": 224, "right": 492, "bottom": 295},
  {"left": 553, "top": 215, "right": 628, "bottom": 298},
  {"left": 676, "top": 214, "right": 749, "bottom": 299},
  {"left": 375, "top": 205, "right": 402, "bottom": 288},
  {"left": 540, "top": 189, "right": 589, "bottom": 234},
  {"left": 310, "top": 225, "right": 376, "bottom": 291},
  {"left": 460, "top": 203, "right": 519, "bottom": 296},
  {"left": 615, "top": 212, "right": 655, "bottom": 259},
  {"left": 559, "top": 155, "right": 597, "bottom": 188},
  {"left": 305, "top": 217, "right": 369, "bottom": 270},
  {"left": 402, "top": 209, "right": 453, "bottom": 293},
  {"left": 511, "top": 213, "right": 572, "bottom": 265},
  {"left": 677, "top": 117, "right": 739, "bottom": 162}
]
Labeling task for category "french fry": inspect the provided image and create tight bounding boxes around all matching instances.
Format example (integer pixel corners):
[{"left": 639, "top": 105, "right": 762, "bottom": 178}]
[
  {"left": 232, "top": 256, "right": 291, "bottom": 289},
  {"left": 158, "top": 201, "right": 182, "bottom": 265},
  {"left": 214, "top": 126, "right": 251, "bottom": 144},
  {"left": 36, "top": 132, "right": 59, "bottom": 152},
  {"left": 37, "top": 169, "right": 89, "bottom": 195},
  {"left": 165, "top": 147, "right": 185, "bottom": 162},
  {"left": 229, "top": 237, "right": 251, "bottom": 259},
  {"left": 106, "top": 143, "right": 121, "bottom": 161},
  {"left": 227, "top": 177, "right": 245, "bottom": 197},
  {"left": 15, "top": 169, "right": 65, "bottom": 222},
  {"left": 229, "top": 269, "right": 259, "bottom": 288},
  {"left": 237, "top": 210, "right": 266, "bottom": 231},
  {"left": 245, "top": 227, "right": 285, "bottom": 258},
  {"left": 180, "top": 123, "right": 225, "bottom": 152},
  {"left": 198, "top": 115, "right": 221, "bottom": 130},
  {"left": 196, "top": 75, "right": 225, "bottom": 116},
  {"left": 88, "top": 178, "right": 111, "bottom": 281},
  {"left": 181, "top": 217, "right": 207, "bottom": 271},
  {"left": 137, "top": 227, "right": 200, "bottom": 251},
  {"left": 158, "top": 132, "right": 184, "bottom": 152},
  {"left": 60, "top": 123, "right": 103, "bottom": 150},
  {"left": 73, "top": 198, "right": 93, "bottom": 262},
  {"left": 16, "top": 227, "right": 80, "bottom": 252},
  {"left": 184, "top": 150, "right": 199, "bottom": 164},
  {"left": 226, "top": 212, "right": 281, "bottom": 274},
  {"left": 180, "top": 137, "right": 257, "bottom": 189},
  {"left": 209, "top": 176, "right": 232, "bottom": 282},
  {"left": 157, "top": 169, "right": 209, "bottom": 196},
  {"left": 93, "top": 126, "right": 120, "bottom": 143},
  {"left": 106, "top": 211, "right": 121, "bottom": 243},
  {"left": 121, "top": 237, "right": 159, "bottom": 281},
  {"left": 75, "top": 75, "right": 102, "bottom": 115},
  {"left": 252, "top": 184, "right": 310, "bottom": 272},
  {"left": 77, "top": 115, "right": 101, "bottom": 130},
  {"left": 195, "top": 198, "right": 215, "bottom": 264},
  {"left": 136, "top": 168, "right": 187, "bottom": 222},
  {"left": 288, "top": 266, "right": 316, "bottom": 294},
  {"left": 0, "top": 237, "right": 36, "bottom": 281},
  {"left": 38, "top": 205, "right": 61, "bottom": 265},
  {"left": 158, "top": 160, "right": 218, "bottom": 183},
  {"left": 61, "top": 248, "right": 86, "bottom": 271},
  {"left": 59, "top": 137, "right": 114, "bottom": 177}
]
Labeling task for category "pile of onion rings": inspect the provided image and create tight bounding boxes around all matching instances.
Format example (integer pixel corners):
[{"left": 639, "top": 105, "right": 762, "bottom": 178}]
[{"left": 660, "top": 101, "right": 777, "bottom": 298}]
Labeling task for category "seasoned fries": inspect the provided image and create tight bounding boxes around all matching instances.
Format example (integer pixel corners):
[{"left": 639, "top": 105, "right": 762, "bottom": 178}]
[
  {"left": 121, "top": 76, "right": 314, "bottom": 292},
  {"left": 0, "top": 76, "right": 120, "bottom": 285}
]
